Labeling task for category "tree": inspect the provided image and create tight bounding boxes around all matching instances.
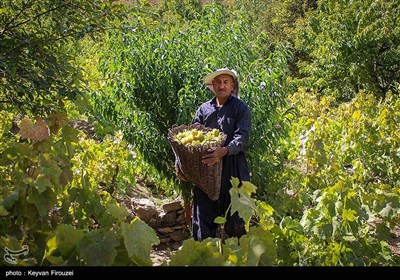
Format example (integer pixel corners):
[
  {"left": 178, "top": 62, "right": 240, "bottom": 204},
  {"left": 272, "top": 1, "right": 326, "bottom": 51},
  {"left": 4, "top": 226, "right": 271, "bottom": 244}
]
[
  {"left": 93, "top": 2, "right": 290, "bottom": 195},
  {"left": 0, "top": 0, "right": 125, "bottom": 116},
  {"left": 294, "top": 0, "right": 400, "bottom": 101}
]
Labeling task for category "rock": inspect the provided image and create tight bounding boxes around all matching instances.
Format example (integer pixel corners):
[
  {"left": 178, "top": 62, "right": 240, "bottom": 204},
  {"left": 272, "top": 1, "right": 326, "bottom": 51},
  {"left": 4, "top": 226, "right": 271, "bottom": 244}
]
[
  {"left": 158, "top": 211, "right": 177, "bottom": 227},
  {"left": 162, "top": 201, "right": 183, "bottom": 213},
  {"left": 120, "top": 194, "right": 192, "bottom": 265}
]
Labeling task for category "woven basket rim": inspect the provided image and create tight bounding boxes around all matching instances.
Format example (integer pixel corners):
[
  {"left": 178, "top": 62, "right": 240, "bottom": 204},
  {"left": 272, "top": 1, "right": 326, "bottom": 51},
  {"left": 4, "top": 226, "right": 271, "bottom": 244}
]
[{"left": 168, "top": 123, "right": 226, "bottom": 150}]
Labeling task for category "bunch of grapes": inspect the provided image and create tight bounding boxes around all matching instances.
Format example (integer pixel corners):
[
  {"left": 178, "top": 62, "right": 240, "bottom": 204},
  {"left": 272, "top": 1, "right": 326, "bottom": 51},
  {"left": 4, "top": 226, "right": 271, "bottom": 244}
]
[{"left": 174, "top": 128, "right": 223, "bottom": 146}]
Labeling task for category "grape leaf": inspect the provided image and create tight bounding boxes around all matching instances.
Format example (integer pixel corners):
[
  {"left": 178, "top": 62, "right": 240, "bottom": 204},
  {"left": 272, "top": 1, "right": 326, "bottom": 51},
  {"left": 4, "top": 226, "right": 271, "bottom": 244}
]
[
  {"left": 242, "top": 227, "right": 277, "bottom": 266},
  {"left": 78, "top": 230, "right": 119, "bottom": 266},
  {"left": 26, "top": 188, "right": 57, "bottom": 218},
  {"left": 52, "top": 224, "right": 84, "bottom": 256},
  {"left": 108, "top": 203, "right": 128, "bottom": 221},
  {"left": 121, "top": 218, "right": 159, "bottom": 266},
  {"left": 19, "top": 116, "right": 50, "bottom": 141},
  {"left": 230, "top": 179, "right": 257, "bottom": 231},
  {"left": 169, "top": 238, "right": 225, "bottom": 266}
]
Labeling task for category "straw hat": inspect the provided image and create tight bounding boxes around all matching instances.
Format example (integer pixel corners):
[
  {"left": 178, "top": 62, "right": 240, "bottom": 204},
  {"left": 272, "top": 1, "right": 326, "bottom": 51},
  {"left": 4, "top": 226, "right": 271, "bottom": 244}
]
[{"left": 203, "top": 68, "right": 240, "bottom": 97}]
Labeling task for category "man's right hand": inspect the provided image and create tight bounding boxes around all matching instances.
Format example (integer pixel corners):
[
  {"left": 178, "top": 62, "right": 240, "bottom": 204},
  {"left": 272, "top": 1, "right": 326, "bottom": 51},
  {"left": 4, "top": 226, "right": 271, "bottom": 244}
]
[{"left": 201, "top": 146, "right": 228, "bottom": 166}]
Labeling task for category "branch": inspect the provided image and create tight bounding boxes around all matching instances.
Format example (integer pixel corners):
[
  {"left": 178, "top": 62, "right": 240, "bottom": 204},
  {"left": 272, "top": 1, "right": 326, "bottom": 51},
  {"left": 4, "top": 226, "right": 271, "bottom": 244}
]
[
  {"left": 0, "top": 0, "right": 32, "bottom": 35},
  {"left": 2, "top": 1, "right": 72, "bottom": 35}
]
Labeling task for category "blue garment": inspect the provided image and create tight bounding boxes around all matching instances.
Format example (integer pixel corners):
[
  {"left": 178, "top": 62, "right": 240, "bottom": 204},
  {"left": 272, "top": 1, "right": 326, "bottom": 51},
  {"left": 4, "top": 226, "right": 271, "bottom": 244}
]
[{"left": 191, "top": 95, "right": 251, "bottom": 241}]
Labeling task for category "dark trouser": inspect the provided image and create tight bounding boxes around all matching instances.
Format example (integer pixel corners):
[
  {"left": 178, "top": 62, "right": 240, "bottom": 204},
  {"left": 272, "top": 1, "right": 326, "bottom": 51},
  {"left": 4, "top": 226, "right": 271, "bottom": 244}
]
[
  {"left": 191, "top": 153, "right": 249, "bottom": 241},
  {"left": 191, "top": 183, "right": 246, "bottom": 241}
]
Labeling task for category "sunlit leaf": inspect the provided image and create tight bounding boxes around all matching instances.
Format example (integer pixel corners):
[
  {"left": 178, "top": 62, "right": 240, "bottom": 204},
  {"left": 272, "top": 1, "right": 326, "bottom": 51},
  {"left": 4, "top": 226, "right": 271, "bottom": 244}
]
[
  {"left": 244, "top": 227, "right": 277, "bottom": 266},
  {"left": 214, "top": 216, "right": 226, "bottom": 224},
  {"left": 222, "top": 237, "right": 245, "bottom": 266},
  {"left": 341, "top": 209, "right": 357, "bottom": 222},
  {"left": 230, "top": 179, "right": 257, "bottom": 231},
  {"left": 35, "top": 174, "right": 52, "bottom": 194},
  {"left": 352, "top": 110, "right": 361, "bottom": 121},
  {"left": 121, "top": 218, "right": 159, "bottom": 266},
  {"left": 169, "top": 238, "right": 225, "bottom": 266},
  {"left": 108, "top": 203, "right": 128, "bottom": 221}
]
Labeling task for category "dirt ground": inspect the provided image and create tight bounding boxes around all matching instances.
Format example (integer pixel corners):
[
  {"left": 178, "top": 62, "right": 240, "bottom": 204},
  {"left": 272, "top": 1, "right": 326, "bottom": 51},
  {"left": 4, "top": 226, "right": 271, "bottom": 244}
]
[
  {"left": 150, "top": 242, "right": 182, "bottom": 266},
  {"left": 389, "top": 225, "right": 400, "bottom": 257}
]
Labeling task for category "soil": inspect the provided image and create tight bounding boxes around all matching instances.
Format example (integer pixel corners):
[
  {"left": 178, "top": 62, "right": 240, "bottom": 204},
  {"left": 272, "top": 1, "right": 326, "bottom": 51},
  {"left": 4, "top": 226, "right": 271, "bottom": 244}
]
[
  {"left": 389, "top": 225, "right": 400, "bottom": 257},
  {"left": 150, "top": 242, "right": 182, "bottom": 266}
]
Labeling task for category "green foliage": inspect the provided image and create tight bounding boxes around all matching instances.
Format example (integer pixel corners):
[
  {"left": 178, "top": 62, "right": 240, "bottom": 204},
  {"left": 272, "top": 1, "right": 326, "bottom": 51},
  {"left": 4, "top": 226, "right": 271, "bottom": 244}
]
[
  {"left": 169, "top": 238, "right": 226, "bottom": 266},
  {"left": 0, "top": 113, "right": 159, "bottom": 266},
  {"left": 94, "top": 2, "right": 290, "bottom": 195},
  {"left": 229, "top": 179, "right": 257, "bottom": 232},
  {"left": 0, "top": 0, "right": 126, "bottom": 115},
  {"left": 1, "top": 0, "right": 399, "bottom": 267},
  {"left": 169, "top": 180, "right": 278, "bottom": 266},
  {"left": 158, "top": 0, "right": 203, "bottom": 21},
  {"left": 298, "top": 180, "right": 395, "bottom": 265},
  {"left": 288, "top": 90, "right": 400, "bottom": 190},
  {"left": 271, "top": 90, "right": 400, "bottom": 265},
  {"left": 238, "top": 227, "right": 276, "bottom": 266},
  {"left": 168, "top": 227, "right": 277, "bottom": 266},
  {"left": 245, "top": 46, "right": 293, "bottom": 192},
  {"left": 121, "top": 218, "right": 160, "bottom": 266},
  {"left": 234, "top": 0, "right": 318, "bottom": 44},
  {"left": 78, "top": 230, "right": 119, "bottom": 266},
  {"left": 294, "top": 0, "right": 400, "bottom": 101}
]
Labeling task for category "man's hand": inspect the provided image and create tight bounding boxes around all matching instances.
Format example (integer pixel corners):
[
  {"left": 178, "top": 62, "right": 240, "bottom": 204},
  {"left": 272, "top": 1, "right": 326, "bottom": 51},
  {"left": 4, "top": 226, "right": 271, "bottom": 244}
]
[{"left": 202, "top": 146, "right": 228, "bottom": 166}]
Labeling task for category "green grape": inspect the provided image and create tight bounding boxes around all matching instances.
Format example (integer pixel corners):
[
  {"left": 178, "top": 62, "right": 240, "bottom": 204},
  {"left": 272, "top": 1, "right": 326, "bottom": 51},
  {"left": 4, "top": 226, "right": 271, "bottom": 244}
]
[{"left": 174, "top": 127, "right": 223, "bottom": 146}]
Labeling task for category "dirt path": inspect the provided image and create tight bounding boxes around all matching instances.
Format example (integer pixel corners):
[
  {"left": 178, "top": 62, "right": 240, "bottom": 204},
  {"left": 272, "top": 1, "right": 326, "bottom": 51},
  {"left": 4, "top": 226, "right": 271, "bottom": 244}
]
[{"left": 389, "top": 225, "right": 400, "bottom": 257}]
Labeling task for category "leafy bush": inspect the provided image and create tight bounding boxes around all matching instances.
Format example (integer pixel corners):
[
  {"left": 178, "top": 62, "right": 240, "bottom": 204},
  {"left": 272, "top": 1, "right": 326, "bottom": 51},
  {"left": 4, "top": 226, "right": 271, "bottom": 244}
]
[{"left": 93, "top": 2, "right": 290, "bottom": 195}]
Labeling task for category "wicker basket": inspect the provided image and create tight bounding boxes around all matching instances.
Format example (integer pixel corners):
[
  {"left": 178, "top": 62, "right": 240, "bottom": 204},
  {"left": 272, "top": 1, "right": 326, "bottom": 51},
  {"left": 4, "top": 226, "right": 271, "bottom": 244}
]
[{"left": 168, "top": 124, "right": 227, "bottom": 201}]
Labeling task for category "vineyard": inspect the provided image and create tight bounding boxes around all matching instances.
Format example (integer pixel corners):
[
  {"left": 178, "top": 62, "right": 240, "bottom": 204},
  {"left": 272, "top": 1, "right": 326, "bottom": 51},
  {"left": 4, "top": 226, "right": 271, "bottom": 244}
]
[{"left": 1, "top": 0, "right": 399, "bottom": 267}]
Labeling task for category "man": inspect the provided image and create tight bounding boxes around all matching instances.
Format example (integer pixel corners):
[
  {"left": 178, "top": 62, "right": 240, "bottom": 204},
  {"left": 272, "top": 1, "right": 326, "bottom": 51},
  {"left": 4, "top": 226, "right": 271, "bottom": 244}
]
[{"left": 177, "top": 68, "right": 251, "bottom": 241}]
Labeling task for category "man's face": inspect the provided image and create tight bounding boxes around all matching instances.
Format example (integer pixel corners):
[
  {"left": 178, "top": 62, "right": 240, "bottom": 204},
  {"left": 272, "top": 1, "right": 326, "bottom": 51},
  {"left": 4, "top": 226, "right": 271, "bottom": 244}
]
[{"left": 212, "top": 74, "right": 235, "bottom": 98}]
